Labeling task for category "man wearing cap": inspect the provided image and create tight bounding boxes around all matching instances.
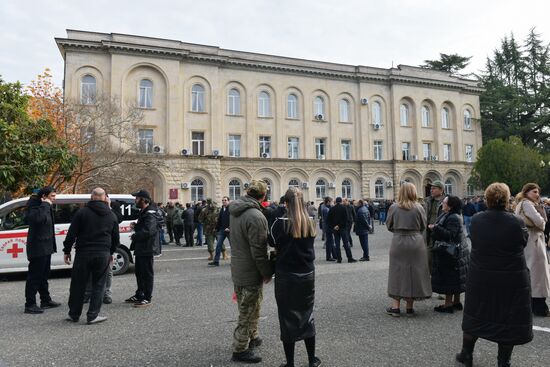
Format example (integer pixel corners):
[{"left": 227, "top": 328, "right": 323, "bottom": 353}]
[
  {"left": 126, "top": 190, "right": 160, "bottom": 308},
  {"left": 229, "top": 180, "right": 274, "bottom": 363},
  {"left": 424, "top": 180, "right": 446, "bottom": 271}
]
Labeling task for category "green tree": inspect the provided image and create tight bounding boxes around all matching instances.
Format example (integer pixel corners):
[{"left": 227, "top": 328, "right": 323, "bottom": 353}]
[
  {"left": 469, "top": 137, "right": 547, "bottom": 194},
  {"left": 480, "top": 29, "right": 550, "bottom": 152},
  {"left": 0, "top": 77, "right": 77, "bottom": 195},
  {"left": 421, "top": 53, "right": 472, "bottom": 73}
]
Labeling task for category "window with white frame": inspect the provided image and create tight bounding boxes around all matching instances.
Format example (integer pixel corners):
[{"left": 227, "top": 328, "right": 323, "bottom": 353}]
[
  {"left": 138, "top": 79, "right": 153, "bottom": 108},
  {"left": 315, "top": 179, "right": 326, "bottom": 199},
  {"left": 442, "top": 107, "right": 450, "bottom": 128},
  {"left": 444, "top": 178, "right": 454, "bottom": 195},
  {"left": 341, "top": 140, "right": 351, "bottom": 160},
  {"left": 191, "top": 84, "right": 205, "bottom": 112},
  {"left": 287, "top": 137, "right": 299, "bottom": 159},
  {"left": 81, "top": 75, "right": 97, "bottom": 105},
  {"left": 465, "top": 144, "right": 474, "bottom": 162},
  {"left": 315, "top": 138, "right": 326, "bottom": 159},
  {"left": 287, "top": 94, "right": 298, "bottom": 119},
  {"left": 374, "top": 140, "right": 383, "bottom": 160},
  {"left": 258, "top": 91, "right": 271, "bottom": 117},
  {"left": 191, "top": 132, "right": 205, "bottom": 155},
  {"left": 263, "top": 178, "right": 272, "bottom": 201},
  {"left": 339, "top": 99, "right": 350, "bottom": 122},
  {"left": 288, "top": 179, "right": 300, "bottom": 189},
  {"left": 228, "top": 179, "right": 241, "bottom": 200},
  {"left": 463, "top": 109, "right": 472, "bottom": 129},
  {"left": 138, "top": 129, "right": 154, "bottom": 154},
  {"left": 402, "top": 142, "right": 410, "bottom": 160},
  {"left": 443, "top": 144, "right": 451, "bottom": 161},
  {"left": 374, "top": 179, "right": 384, "bottom": 199},
  {"left": 314, "top": 96, "right": 325, "bottom": 118},
  {"left": 227, "top": 88, "right": 241, "bottom": 115},
  {"left": 342, "top": 179, "right": 352, "bottom": 198},
  {"left": 400, "top": 104, "right": 409, "bottom": 126},
  {"left": 259, "top": 136, "right": 271, "bottom": 157},
  {"left": 191, "top": 179, "right": 205, "bottom": 201},
  {"left": 421, "top": 105, "right": 430, "bottom": 127},
  {"left": 228, "top": 135, "right": 241, "bottom": 157},
  {"left": 423, "top": 143, "right": 432, "bottom": 160},
  {"left": 372, "top": 101, "right": 382, "bottom": 125}
]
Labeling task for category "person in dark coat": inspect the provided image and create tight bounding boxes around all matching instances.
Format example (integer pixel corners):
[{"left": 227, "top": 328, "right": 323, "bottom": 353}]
[
  {"left": 344, "top": 198, "right": 356, "bottom": 247},
  {"left": 457, "top": 183, "right": 532, "bottom": 367},
  {"left": 208, "top": 196, "right": 231, "bottom": 266},
  {"left": 462, "top": 199, "right": 476, "bottom": 236},
  {"left": 182, "top": 203, "right": 195, "bottom": 247},
  {"left": 326, "top": 197, "right": 356, "bottom": 263},
  {"left": 63, "top": 188, "right": 120, "bottom": 324},
  {"left": 126, "top": 190, "right": 160, "bottom": 308},
  {"left": 429, "top": 195, "right": 469, "bottom": 313},
  {"left": 24, "top": 186, "right": 61, "bottom": 314},
  {"left": 354, "top": 199, "right": 372, "bottom": 261},
  {"left": 321, "top": 197, "right": 336, "bottom": 261},
  {"left": 269, "top": 187, "right": 321, "bottom": 367}
]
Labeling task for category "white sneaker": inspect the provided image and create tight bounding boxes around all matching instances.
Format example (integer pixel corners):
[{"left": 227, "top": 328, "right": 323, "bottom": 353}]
[{"left": 87, "top": 316, "right": 107, "bottom": 325}]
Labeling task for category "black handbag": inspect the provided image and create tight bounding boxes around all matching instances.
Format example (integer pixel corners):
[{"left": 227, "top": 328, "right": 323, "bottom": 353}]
[{"left": 432, "top": 240, "right": 459, "bottom": 259}]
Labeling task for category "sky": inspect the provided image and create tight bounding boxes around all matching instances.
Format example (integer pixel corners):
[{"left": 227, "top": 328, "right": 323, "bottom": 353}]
[{"left": 1, "top": 0, "right": 550, "bottom": 88}]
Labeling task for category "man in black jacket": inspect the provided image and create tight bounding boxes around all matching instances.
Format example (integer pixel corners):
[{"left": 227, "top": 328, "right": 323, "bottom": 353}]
[
  {"left": 63, "top": 188, "right": 120, "bottom": 324},
  {"left": 208, "top": 196, "right": 231, "bottom": 266},
  {"left": 126, "top": 190, "right": 160, "bottom": 308},
  {"left": 182, "top": 203, "right": 195, "bottom": 247},
  {"left": 24, "top": 186, "right": 61, "bottom": 314},
  {"left": 326, "top": 197, "right": 356, "bottom": 263},
  {"left": 344, "top": 198, "right": 356, "bottom": 247}
]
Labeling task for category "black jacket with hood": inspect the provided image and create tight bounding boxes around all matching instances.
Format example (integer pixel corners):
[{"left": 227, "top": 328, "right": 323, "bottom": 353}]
[
  {"left": 63, "top": 200, "right": 120, "bottom": 255},
  {"left": 25, "top": 196, "right": 56, "bottom": 260},
  {"left": 131, "top": 203, "right": 160, "bottom": 256}
]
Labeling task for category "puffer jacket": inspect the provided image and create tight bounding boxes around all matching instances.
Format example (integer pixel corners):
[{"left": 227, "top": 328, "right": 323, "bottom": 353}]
[{"left": 229, "top": 195, "right": 274, "bottom": 286}]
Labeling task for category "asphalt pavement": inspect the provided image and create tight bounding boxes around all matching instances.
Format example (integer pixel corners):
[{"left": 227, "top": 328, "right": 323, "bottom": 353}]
[{"left": 1, "top": 224, "right": 549, "bottom": 367}]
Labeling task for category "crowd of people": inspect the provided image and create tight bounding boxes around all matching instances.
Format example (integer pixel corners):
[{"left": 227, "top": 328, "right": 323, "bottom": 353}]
[{"left": 21, "top": 178, "right": 550, "bottom": 366}]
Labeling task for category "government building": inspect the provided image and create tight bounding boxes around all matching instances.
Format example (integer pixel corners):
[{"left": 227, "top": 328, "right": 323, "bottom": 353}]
[{"left": 55, "top": 30, "right": 483, "bottom": 204}]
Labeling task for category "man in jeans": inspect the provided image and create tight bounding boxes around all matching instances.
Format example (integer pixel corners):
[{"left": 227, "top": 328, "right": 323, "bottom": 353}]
[
  {"left": 208, "top": 196, "right": 231, "bottom": 266},
  {"left": 354, "top": 199, "right": 372, "bottom": 261}
]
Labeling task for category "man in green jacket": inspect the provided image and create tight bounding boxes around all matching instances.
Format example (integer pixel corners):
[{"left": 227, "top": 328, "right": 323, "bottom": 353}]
[{"left": 229, "top": 180, "right": 274, "bottom": 364}]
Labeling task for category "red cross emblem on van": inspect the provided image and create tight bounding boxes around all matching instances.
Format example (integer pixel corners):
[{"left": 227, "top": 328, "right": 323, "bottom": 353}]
[{"left": 7, "top": 243, "right": 24, "bottom": 258}]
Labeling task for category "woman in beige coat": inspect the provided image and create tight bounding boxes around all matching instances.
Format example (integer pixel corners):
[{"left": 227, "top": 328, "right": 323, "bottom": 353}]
[
  {"left": 515, "top": 182, "right": 550, "bottom": 317},
  {"left": 386, "top": 182, "right": 432, "bottom": 316}
]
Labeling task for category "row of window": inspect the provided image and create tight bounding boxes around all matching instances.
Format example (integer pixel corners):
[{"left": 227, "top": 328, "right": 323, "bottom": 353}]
[
  {"left": 79, "top": 75, "right": 475, "bottom": 129},
  {"left": 137, "top": 129, "right": 474, "bottom": 162}
]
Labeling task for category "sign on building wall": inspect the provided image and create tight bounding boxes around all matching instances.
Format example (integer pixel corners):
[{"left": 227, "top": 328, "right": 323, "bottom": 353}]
[{"left": 169, "top": 188, "right": 178, "bottom": 200}]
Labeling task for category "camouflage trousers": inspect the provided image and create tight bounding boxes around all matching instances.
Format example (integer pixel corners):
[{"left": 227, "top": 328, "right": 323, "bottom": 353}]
[
  {"left": 206, "top": 232, "right": 227, "bottom": 253},
  {"left": 233, "top": 285, "right": 263, "bottom": 353}
]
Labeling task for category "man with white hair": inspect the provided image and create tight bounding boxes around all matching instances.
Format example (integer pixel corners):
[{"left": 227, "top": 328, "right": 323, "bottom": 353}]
[{"left": 63, "top": 187, "right": 120, "bottom": 324}]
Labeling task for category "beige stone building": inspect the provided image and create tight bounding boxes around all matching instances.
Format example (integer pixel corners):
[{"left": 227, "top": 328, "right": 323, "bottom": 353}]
[{"left": 56, "top": 30, "right": 483, "bottom": 204}]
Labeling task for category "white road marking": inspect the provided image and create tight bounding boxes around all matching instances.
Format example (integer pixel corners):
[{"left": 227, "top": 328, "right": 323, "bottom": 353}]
[
  {"left": 533, "top": 326, "right": 550, "bottom": 333},
  {"left": 155, "top": 257, "right": 209, "bottom": 262}
]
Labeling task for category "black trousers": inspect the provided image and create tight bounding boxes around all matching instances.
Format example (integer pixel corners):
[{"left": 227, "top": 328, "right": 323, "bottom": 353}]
[
  {"left": 184, "top": 224, "right": 194, "bottom": 246},
  {"left": 25, "top": 255, "right": 52, "bottom": 307},
  {"left": 333, "top": 230, "right": 353, "bottom": 261},
  {"left": 68, "top": 252, "right": 110, "bottom": 321},
  {"left": 166, "top": 221, "right": 174, "bottom": 242},
  {"left": 173, "top": 224, "right": 184, "bottom": 244},
  {"left": 135, "top": 256, "right": 154, "bottom": 301}
]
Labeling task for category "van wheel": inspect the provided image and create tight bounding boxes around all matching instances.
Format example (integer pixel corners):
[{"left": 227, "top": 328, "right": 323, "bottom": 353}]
[{"left": 112, "top": 249, "right": 130, "bottom": 275}]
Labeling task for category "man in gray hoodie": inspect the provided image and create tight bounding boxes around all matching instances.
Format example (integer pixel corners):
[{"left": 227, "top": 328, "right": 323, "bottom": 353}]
[{"left": 229, "top": 180, "right": 274, "bottom": 364}]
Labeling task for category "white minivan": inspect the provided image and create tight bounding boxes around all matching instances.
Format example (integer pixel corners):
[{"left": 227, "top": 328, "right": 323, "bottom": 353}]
[{"left": 0, "top": 194, "right": 139, "bottom": 275}]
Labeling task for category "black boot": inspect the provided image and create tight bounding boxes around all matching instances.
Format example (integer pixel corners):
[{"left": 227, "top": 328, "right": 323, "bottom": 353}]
[
  {"left": 232, "top": 349, "right": 262, "bottom": 363},
  {"left": 455, "top": 349, "right": 473, "bottom": 367},
  {"left": 497, "top": 344, "right": 513, "bottom": 367}
]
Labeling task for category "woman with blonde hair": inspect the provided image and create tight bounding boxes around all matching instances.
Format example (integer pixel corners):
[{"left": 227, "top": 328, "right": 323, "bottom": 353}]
[
  {"left": 385, "top": 182, "right": 431, "bottom": 316},
  {"left": 515, "top": 182, "right": 550, "bottom": 317},
  {"left": 269, "top": 187, "right": 321, "bottom": 367}
]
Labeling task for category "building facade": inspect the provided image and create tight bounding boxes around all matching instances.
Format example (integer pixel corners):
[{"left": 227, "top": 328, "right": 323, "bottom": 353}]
[{"left": 56, "top": 30, "right": 483, "bottom": 203}]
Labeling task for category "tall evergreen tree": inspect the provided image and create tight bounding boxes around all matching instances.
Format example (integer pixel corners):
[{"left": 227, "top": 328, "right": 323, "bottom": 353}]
[{"left": 422, "top": 53, "right": 472, "bottom": 73}]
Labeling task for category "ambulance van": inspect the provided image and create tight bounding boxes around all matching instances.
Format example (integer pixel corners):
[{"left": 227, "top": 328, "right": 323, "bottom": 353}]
[{"left": 0, "top": 194, "right": 139, "bottom": 275}]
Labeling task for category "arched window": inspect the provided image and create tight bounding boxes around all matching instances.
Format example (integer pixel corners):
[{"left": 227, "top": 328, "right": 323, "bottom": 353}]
[
  {"left": 227, "top": 88, "right": 241, "bottom": 115},
  {"left": 314, "top": 96, "right": 325, "bottom": 117},
  {"left": 444, "top": 178, "right": 454, "bottom": 195},
  {"left": 441, "top": 107, "right": 450, "bottom": 129},
  {"left": 190, "top": 179, "right": 205, "bottom": 201},
  {"left": 400, "top": 104, "right": 409, "bottom": 126},
  {"left": 372, "top": 101, "right": 382, "bottom": 125},
  {"left": 81, "top": 75, "right": 97, "bottom": 105},
  {"left": 463, "top": 109, "right": 472, "bottom": 129},
  {"left": 339, "top": 99, "right": 350, "bottom": 122},
  {"left": 139, "top": 79, "right": 153, "bottom": 108},
  {"left": 342, "top": 179, "right": 352, "bottom": 198},
  {"left": 315, "top": 179, "right": 326, "bottom": 199},
  {"left": 288, "top": 179, "right": 300, "bottom": 189},
  {"left": 375, "top": 179, "right": 384, "bottom": 199},
  {"left": 263, "top": 178, "right": 272, "bottom": 201},
  {"left": 228, "top": 179, "right": 241, "bottom": 200},
  {"left": 191, "top": 84, "right": 205, "bottom": 112},
  {"left": 258, "top": 91, "right": 271, "bottom": 117},
  {"left": 421, "top": 105, "right": 430, "bottom": 127},
  {"left": 287, "top": 94, "right": 298, "bottom": 119}
]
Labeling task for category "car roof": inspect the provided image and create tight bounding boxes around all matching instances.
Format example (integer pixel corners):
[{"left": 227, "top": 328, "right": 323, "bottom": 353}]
[{"left": 0, "top": 194, "right": 135, "bottom": 210}]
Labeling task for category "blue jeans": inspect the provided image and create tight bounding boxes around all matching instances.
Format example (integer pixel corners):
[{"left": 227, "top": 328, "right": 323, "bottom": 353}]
[
  {"left": 464, "top": 215, "right": 472, "bottom": 236},
  {"left": 357, "top": 232, "right": 369, "bottom": 258},
  {"left": 196, "top": 223, "right": 203, "bottom": 245},
  {"left": 378, "top": 211, "right": 386, "bottom": 225},
  {"left": 214, "top": 230, "right": 230, "bottom": 262},
  {"left": 334, "top": 230, "right": 353, "bottom": 261},
  {"left": 324, "top": 229, "right": 336, "bottom": 260}
]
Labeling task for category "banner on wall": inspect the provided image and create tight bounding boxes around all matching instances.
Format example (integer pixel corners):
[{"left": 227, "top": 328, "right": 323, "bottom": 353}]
[{"left": 169, "top": 188, "right": 178, "bottom": 200}]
